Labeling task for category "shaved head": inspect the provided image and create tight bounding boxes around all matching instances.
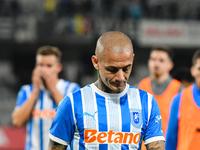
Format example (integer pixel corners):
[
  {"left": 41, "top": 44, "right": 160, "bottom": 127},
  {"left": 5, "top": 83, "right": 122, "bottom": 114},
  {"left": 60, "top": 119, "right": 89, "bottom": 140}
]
[
  {"left": 95, "top": 31, "right": 134, "bottom": 60},
  {"left": 92, "top": 31, "right": 135, "bottom": 93}
]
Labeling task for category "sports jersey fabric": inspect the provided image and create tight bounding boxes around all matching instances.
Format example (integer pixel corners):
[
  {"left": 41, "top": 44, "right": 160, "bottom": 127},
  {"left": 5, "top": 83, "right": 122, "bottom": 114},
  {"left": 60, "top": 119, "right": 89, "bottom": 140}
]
[
  {"left": 138, "top": 77, "right": 181, "bottom": 136},
  {"left": 165, "top": 83, "right": 200, "bottom": 150},
  {"left": 15, "top": 79, "right": 80, "bottom": 150},
  {"left": 49, "top": 83, "right": 165, "bottom": 150}
]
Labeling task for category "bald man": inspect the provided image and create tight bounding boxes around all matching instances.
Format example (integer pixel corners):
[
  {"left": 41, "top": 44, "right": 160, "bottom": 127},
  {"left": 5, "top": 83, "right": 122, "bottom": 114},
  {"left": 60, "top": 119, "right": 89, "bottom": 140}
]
[{"left": 48, "top": 31, "right": 165, "bottom": 150}]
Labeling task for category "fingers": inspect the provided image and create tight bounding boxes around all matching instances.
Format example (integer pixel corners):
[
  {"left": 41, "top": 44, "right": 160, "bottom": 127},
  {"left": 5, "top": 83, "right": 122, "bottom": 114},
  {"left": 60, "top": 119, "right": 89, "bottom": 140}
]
[
  {"left": 32, "top": 66, "right": 42, "bottom": 88},
  {"left": 33, "top": 66, "right": 42, "bottom": 76},
  {"left": 40, "top": 68, "right": 51, "bottom": 79}
]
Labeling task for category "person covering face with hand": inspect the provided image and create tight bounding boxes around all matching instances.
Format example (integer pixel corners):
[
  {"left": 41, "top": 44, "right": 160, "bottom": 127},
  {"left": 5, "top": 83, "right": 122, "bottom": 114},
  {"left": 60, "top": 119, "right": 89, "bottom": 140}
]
[{"left": 12, "top": 46, "right": 80, "bottom": 150}]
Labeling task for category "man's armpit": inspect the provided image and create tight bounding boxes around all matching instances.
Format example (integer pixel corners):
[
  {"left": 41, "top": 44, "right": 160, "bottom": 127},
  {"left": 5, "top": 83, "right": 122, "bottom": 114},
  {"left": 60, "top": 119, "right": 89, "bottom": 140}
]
[
  {"left": 48, "top": 139, "right": 68, "bottom": 150},
  {"left": 146, "top": 140, "right": 165, "bottom": 150}
]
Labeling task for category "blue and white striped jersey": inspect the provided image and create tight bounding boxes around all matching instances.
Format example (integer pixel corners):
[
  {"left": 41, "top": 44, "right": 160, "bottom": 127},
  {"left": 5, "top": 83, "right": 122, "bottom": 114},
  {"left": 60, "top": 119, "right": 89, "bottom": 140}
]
[
  {"left": 15, "top": 79, "right": 80, "bottom": 150},
  {"left": 49, "top": 83, "right": 165, "bottom": 150}
]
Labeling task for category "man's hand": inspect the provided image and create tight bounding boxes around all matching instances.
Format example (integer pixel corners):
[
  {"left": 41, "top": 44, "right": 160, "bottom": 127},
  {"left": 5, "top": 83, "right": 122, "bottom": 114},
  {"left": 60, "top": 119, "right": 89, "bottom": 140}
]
[
  {"left": 146, "top": 140, "right": 165, "bottom": 150},
  {"left": 48, "top": 139, "right": 67, "bottom": 150},
  {"left": 41, "top": 68, "right": 57, "bottom": 91},
  {"left": 40, "top": 68, "right": 63, "bottom": 105},
  {"left": 32, "top": 66, "right": 42, "bottom": 91}
]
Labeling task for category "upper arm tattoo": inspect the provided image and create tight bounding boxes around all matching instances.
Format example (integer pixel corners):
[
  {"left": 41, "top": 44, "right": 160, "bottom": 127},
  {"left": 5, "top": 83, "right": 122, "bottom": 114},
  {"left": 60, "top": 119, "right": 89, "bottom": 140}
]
[
  {"left": 48, "top": 139, "right": 68, "bottom": 150},
  {"left": 146, "top": 140, "right": 165, "bottom": 150}
]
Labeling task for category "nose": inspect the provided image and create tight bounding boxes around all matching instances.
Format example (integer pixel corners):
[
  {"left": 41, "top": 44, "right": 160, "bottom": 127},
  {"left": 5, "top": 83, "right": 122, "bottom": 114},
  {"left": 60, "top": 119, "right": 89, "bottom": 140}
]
[{"left": 116, "top": 69, "right": 125, "bottom": 81}]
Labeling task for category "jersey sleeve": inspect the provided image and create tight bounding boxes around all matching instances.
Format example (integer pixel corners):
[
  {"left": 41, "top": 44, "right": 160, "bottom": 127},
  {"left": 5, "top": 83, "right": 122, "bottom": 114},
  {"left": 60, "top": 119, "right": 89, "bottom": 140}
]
[
  {"left": 49, "top": 95, "right": 75, "bottom": 145},
  {"left": 144, "top": 96, "right": 165, "bottom": 145},
  {"left": 73, "top": 84, "right": 81, "bottom": 92},
  {"left": 165, "top": 93, "right": 181, "bottom": 150},
  {"left": 15, "top": 86, "right": 28, "bottom": 109},
  {"left": 64, "top": 83, "right": 81, "bottom": 96}
]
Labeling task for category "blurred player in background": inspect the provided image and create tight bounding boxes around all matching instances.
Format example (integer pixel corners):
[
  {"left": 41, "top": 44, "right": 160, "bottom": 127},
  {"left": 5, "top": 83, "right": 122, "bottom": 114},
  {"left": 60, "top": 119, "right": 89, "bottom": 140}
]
[
  {"left": 48, "top": 31, "right": 165, "bottom": 150},
  {"left": 166, "top": 49, "right": 200, "bottom": 150},
  {"left": 137, "top": 46, "right": 184, "bottom": 136},
  {"left": 12, "top": 46, "right": 80, "bottom": 150}
]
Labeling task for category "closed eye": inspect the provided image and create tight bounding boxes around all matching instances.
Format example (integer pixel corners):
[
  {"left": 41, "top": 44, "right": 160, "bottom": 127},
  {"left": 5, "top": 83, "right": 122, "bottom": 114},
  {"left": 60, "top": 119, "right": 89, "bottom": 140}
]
[
  {"left": 106, "top": 67, "right": 118, "bottom": 73},
  {"left": 123, "top": 66, "right": 131, "bottom": 72}
]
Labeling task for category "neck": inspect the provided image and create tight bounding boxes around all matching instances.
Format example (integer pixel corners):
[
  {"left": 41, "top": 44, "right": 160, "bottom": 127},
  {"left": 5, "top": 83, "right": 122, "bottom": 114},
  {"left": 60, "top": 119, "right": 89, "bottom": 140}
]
[
  {"left": 196, "top": 82, "right": 200, "bottom": 89},
  {"left": 94, "top": 79, "right": 116, "bottom": 93},
  {"left": 151, "top": 73, "right": 169, "bottom": 83}
]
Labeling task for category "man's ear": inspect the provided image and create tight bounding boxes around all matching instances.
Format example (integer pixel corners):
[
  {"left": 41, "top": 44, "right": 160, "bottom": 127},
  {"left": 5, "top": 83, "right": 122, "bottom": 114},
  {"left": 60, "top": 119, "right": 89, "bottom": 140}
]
[
  {"left": 190, "top": 66, "right": 195, "bottom": 77},
  {"left": 57, "top": 63, "right": 63, "bottom": 73},
  {"left": 91, "top": 55, "right": 99, "bottom": 70},
  {"left": 169, "top": 61, "right": 174, "bottom": 71}
]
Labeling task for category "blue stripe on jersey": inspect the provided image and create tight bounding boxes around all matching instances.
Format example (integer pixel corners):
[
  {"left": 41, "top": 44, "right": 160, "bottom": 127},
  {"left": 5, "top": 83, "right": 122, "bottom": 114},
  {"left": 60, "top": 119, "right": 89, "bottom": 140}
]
[
  {"left": 52, "top": 98, "right": 56, "bottom": 108},
  {"left": 30, "top": 84, "right": 33, "bottom": 91},
  {"left": 121, "top": 94, "right": 130, "bottom": 132},
  {"left": 72, "top": 90, "right": 85, "bottom": 149},
  {"left": 96, "top": 93, "right": 107, "bottom": 150},
  {"left": 16, "top": 84, "right": 33, "bottom": 107},
  {"left": 120, "top": 93, "right": 130, "bottom": 149},
  {"left": 74, "top": 85, "right": 81, "bottom": 92},
  {"left": 40, "top": 91, "right": 44, "bottom": 150},
  {"left": 96, "top": 93, "right": 108, "bottom": 131},
  {"left": 16, "top": 88, "right": 27, "bottom": 107},
  {"left": 193, "top": 84, "right": 200, "bottom": 107}
]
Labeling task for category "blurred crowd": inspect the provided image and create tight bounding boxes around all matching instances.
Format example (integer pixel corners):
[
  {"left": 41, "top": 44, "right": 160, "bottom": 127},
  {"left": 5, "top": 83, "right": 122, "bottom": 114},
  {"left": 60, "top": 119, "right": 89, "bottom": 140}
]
[{"left": 1, "top": 0, "right": 200, "bottom": 20}]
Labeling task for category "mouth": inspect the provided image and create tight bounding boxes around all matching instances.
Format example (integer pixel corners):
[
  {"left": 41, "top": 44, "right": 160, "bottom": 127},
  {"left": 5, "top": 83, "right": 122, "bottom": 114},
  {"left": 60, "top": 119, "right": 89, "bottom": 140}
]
[
  {"left": 154, "top": 67, "right": 160, "bottom": 70},
  {"left": 112, "top": 82, "right": 125, "bottom": 87}
]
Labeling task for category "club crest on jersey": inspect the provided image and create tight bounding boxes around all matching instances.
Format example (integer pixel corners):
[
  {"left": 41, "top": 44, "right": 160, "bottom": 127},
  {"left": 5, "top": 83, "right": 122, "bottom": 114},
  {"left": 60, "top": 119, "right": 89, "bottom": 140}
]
[{"left": 130, "top": 109, "right": 142, "bottom": 128}]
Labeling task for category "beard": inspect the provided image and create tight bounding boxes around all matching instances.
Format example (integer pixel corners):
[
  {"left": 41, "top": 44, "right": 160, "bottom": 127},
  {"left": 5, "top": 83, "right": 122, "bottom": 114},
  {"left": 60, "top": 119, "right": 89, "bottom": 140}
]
[{"left": 98, "top": 73, "right": 125, "bottom": 93}]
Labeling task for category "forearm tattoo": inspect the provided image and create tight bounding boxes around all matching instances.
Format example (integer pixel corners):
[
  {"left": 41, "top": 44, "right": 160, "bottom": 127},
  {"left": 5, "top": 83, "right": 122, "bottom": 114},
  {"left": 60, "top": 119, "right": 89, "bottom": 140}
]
[
  {"left": 48, "top": 139, "right": 67, "bottom": 150},
  {"left": 146, "top": 140, "right": 165, "bottom": 150}
]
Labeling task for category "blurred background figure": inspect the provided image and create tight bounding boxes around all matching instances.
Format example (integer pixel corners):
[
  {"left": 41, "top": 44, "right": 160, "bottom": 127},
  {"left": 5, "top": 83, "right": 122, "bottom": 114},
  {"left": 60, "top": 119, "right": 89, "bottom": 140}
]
[
  {"left": 11, "top": 46, "right": 80, "bottom": 150},
  {"left": 136, "top": 46, "right": 184, "bottom": 149},
  {"left": 172, "top": 67, "right": 194, "bottom": 87},
  {"left": 166, "top": 49, "right": 200, "bottom": 150}
]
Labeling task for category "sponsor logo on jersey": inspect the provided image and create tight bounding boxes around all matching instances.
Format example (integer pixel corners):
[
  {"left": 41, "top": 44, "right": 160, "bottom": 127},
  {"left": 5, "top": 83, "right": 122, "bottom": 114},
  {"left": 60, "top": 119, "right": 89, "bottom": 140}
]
[
  {"left": 84, "top": 129, "right": 141, "bottom": 144},
  {"left": 130, "top": 109, "right": 142, "bottom": 128},
  {"left": 32, "top": 109, "right": 56, "bottom": 118},
  {"left": 83, "top": 111, "right": 97, "bottom": 121}
]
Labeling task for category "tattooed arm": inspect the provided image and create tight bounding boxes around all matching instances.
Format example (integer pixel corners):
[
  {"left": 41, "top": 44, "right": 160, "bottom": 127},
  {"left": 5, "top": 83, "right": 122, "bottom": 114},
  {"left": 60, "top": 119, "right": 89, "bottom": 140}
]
[
  {"left": 146, "top": 140, "right": 165, "bottom": 150},
  {"left": 48, "top": 139, "right": 68, "bottom": 150}
]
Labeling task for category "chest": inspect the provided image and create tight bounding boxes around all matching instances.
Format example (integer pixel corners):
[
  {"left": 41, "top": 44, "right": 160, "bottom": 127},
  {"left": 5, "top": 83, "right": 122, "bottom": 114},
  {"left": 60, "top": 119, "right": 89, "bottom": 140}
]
[{"left": 75, "top": 98, "right": 143, "bottom": 134}]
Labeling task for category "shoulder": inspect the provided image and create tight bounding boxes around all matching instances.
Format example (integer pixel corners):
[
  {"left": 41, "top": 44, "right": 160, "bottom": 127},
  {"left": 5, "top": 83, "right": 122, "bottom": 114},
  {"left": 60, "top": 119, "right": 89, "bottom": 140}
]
[
  {"left": 65, "top": 85, "right": 90, "bottom": 97},
  {"left": 60, "top": 79, "right": 81, "bottom": 90},
  {"left": 129, "top": 85, "right": 153, "bottom": 97},
  {"left": 129, "top": 85, "right": 155, "bottom": 105},
  {"left": 19, "top": 84, "right": 33, "bottom": 92},
  {"left": 130, "top": 78, "right": 149, "bottom": 88},
  {"left": 137, "top": 77, "right": 151, "bottom": 89},
  {"left": 172, "top": 79, "right": 184, "bottom": 90},
  {"left": 170, "top": 91, "right": 182, "bottom": 111},
  {"left": 139, "top": 77, "right": 150, "bottom": 84},
  {"left": 60, "top": 79, "right": 79, "bottom": 85},
  {"left": 21, "top": 84, "right": 32, "bottom": 88}
]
